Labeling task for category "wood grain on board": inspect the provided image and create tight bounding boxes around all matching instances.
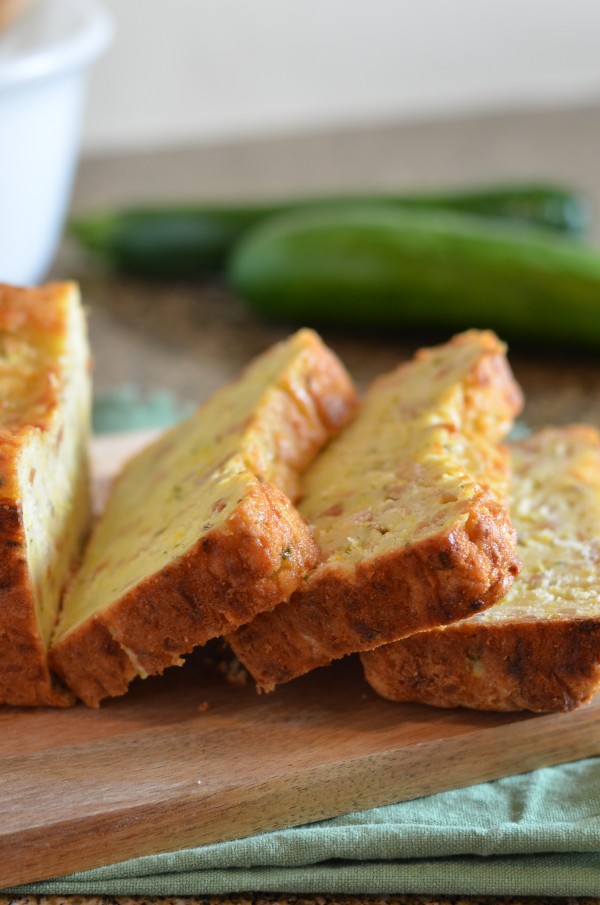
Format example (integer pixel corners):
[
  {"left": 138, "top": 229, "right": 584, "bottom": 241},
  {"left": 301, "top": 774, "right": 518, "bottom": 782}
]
[{"left": 2, "top": 431, "right": 600, "bottom": 889}]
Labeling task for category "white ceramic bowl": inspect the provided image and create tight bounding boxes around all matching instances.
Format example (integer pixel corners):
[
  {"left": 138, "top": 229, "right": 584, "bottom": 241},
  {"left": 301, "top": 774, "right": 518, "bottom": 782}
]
[{"left": 0, "top": 0, "right": 113, "bottom": 285}]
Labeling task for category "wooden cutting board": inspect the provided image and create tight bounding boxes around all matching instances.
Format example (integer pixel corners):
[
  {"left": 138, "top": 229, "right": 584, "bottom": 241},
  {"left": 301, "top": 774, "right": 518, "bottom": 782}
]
[{"left": 2, "top": 431, "right": 600, "bottom": 889}]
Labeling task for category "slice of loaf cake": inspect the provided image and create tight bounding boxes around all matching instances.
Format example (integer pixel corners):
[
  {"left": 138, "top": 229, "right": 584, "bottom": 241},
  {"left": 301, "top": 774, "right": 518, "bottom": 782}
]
[
  {"left": 228, "top": 330, "right": 523, "bottom": 690},
  {"left": 0, "top": 282, "right": 91, "bottom": 706},
  {"left": 50, "top": 329, "right": 357, "bottom": 707},
  {"left": 361, "top": 426, "right": 600, "bottom": 712}
]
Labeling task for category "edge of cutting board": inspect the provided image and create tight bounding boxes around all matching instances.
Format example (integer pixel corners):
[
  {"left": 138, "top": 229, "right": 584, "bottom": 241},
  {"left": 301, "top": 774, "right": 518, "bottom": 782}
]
[{"left": 1, "top": 654, "right": 600, "bottom": 888}]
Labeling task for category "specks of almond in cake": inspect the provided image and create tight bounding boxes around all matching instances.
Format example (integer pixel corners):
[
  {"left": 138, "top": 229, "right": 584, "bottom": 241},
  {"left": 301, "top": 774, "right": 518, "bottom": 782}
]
[
  {"left": 385, "top": 485, "right": 404, "bottom": 501},
  {"left": 466, "top": 651, "right": 485, "bottom": 677},
  {"left": 322, "top": 502, "right": 344, "bottom": 517},
  {"left": 350, "top": 509, "right": 375, "bottom": 527}
]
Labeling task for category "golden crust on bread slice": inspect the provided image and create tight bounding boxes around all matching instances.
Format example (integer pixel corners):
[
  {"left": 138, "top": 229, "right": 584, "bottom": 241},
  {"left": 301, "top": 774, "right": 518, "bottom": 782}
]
[
  {"left": 0, "top": 282, "right": 91, "bottom": 706},
  {"left": 362, "top": 426, "right": 600, "bottom": 712},
  {"left": 50, "top": 329, "right": 357, "bottom": 706},
  {"left": 228, "top": 331, "right": 522, "bottom": 690}
]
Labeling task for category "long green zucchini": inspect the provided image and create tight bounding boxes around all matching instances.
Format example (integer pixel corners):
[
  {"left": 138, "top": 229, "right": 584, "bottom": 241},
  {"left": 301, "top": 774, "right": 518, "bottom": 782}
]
[
  {"left": 70, "top": 185, "right": 590, "bottom": 280},
  {"left": 227, "top": 204, "right": 600, "bottom": 347}
]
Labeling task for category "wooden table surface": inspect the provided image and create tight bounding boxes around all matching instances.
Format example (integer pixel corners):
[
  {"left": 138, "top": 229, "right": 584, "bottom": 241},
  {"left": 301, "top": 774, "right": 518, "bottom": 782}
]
[{"left": 39, "top": 102, "right": 600, "bottom": 903}]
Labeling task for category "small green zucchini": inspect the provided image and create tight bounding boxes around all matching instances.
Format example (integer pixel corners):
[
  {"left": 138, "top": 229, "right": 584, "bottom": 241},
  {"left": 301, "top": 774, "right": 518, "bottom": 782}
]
[
  {"left": 227, "top": 204, "right": 600, "bottom": 348},
  {"left": 70, "top": 185, "right": 590, "bottom": 280}
]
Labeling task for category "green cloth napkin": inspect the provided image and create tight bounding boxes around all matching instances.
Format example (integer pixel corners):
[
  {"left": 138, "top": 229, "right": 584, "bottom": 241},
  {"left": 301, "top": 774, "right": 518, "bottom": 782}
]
[
  {"left": 92, "top": 385, "right": 194, "bottom": 434},
  {"left": 8, "top": 760, "right": 600, "bottom": 897},
  {"left": 7, "top": 391, "right": 600, "bottom": 898}
]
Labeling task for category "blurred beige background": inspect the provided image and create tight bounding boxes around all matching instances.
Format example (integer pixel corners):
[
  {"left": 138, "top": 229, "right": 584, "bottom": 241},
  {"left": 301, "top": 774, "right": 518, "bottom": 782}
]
[{"left": 83, "top": 0, "right": 600, "bottom": 154}]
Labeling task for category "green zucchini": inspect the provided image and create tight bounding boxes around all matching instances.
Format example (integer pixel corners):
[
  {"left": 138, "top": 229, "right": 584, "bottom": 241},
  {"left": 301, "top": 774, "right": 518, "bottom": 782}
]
[
  {"left": 70, "top": 185, "right": 590, "bottom": 280},
  {"left": 227, "top": 204, "right": 600, "bottom": 348}
]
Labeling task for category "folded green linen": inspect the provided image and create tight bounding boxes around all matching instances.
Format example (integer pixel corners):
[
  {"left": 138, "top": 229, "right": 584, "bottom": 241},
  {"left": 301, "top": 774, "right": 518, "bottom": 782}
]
[
  {"left": 7, "top": 760, "right": 600, "bottom": 896},
  {"left": 5, "top": 392, "right": 600, "bottom": 898},
  {"left": 91, "top": 385, "right": 194, "bottom": 434}
]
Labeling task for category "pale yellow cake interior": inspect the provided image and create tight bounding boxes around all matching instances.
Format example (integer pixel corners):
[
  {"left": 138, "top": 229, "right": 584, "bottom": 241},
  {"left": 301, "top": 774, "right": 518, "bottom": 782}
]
[
  {"left": 52, "top": 330, "right": 337, "bottom": 643},
  {"left": 299, "top": 333, "right": 511, "bottom": 568},
  {"left": 456, "top": 428, "right": 600, "bottom": 625}
]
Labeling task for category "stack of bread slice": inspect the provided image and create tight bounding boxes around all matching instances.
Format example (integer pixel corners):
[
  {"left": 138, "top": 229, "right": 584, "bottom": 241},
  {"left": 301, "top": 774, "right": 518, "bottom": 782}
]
[
  {"left": 0, "top": 290, "right": 358, "bottom": 708},
  {"left": 49, "top": 327, "right": 358, "bottom": 706},
  {"left": 2, "top": 281, "right": 600, "bottom": 713},
  {"left": 227, "top": 330, "right": 522, "bottom": 688},
  {"left": 361, "top": 426, "right": 600, "bottom": 712}
]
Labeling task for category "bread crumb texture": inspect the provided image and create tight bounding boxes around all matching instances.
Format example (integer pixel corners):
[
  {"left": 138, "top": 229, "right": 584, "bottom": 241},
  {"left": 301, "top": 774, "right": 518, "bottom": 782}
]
[
  {"left": 0, "top": 283, "right": 91, "bottom": 706},
  {"left": 229, "top": 330, "right": 523, "bottom": 690},
  {"left": 50, "top": 329, "right": 357, "bottom": 707},
  {"left": 362, "top": 425, "right": 600, "bottom": 712}
]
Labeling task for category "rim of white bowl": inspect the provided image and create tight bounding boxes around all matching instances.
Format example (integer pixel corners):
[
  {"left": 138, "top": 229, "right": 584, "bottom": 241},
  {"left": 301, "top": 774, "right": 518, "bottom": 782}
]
[{"left": 0, "top": 0, "right": 113, "bottom": 90}]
